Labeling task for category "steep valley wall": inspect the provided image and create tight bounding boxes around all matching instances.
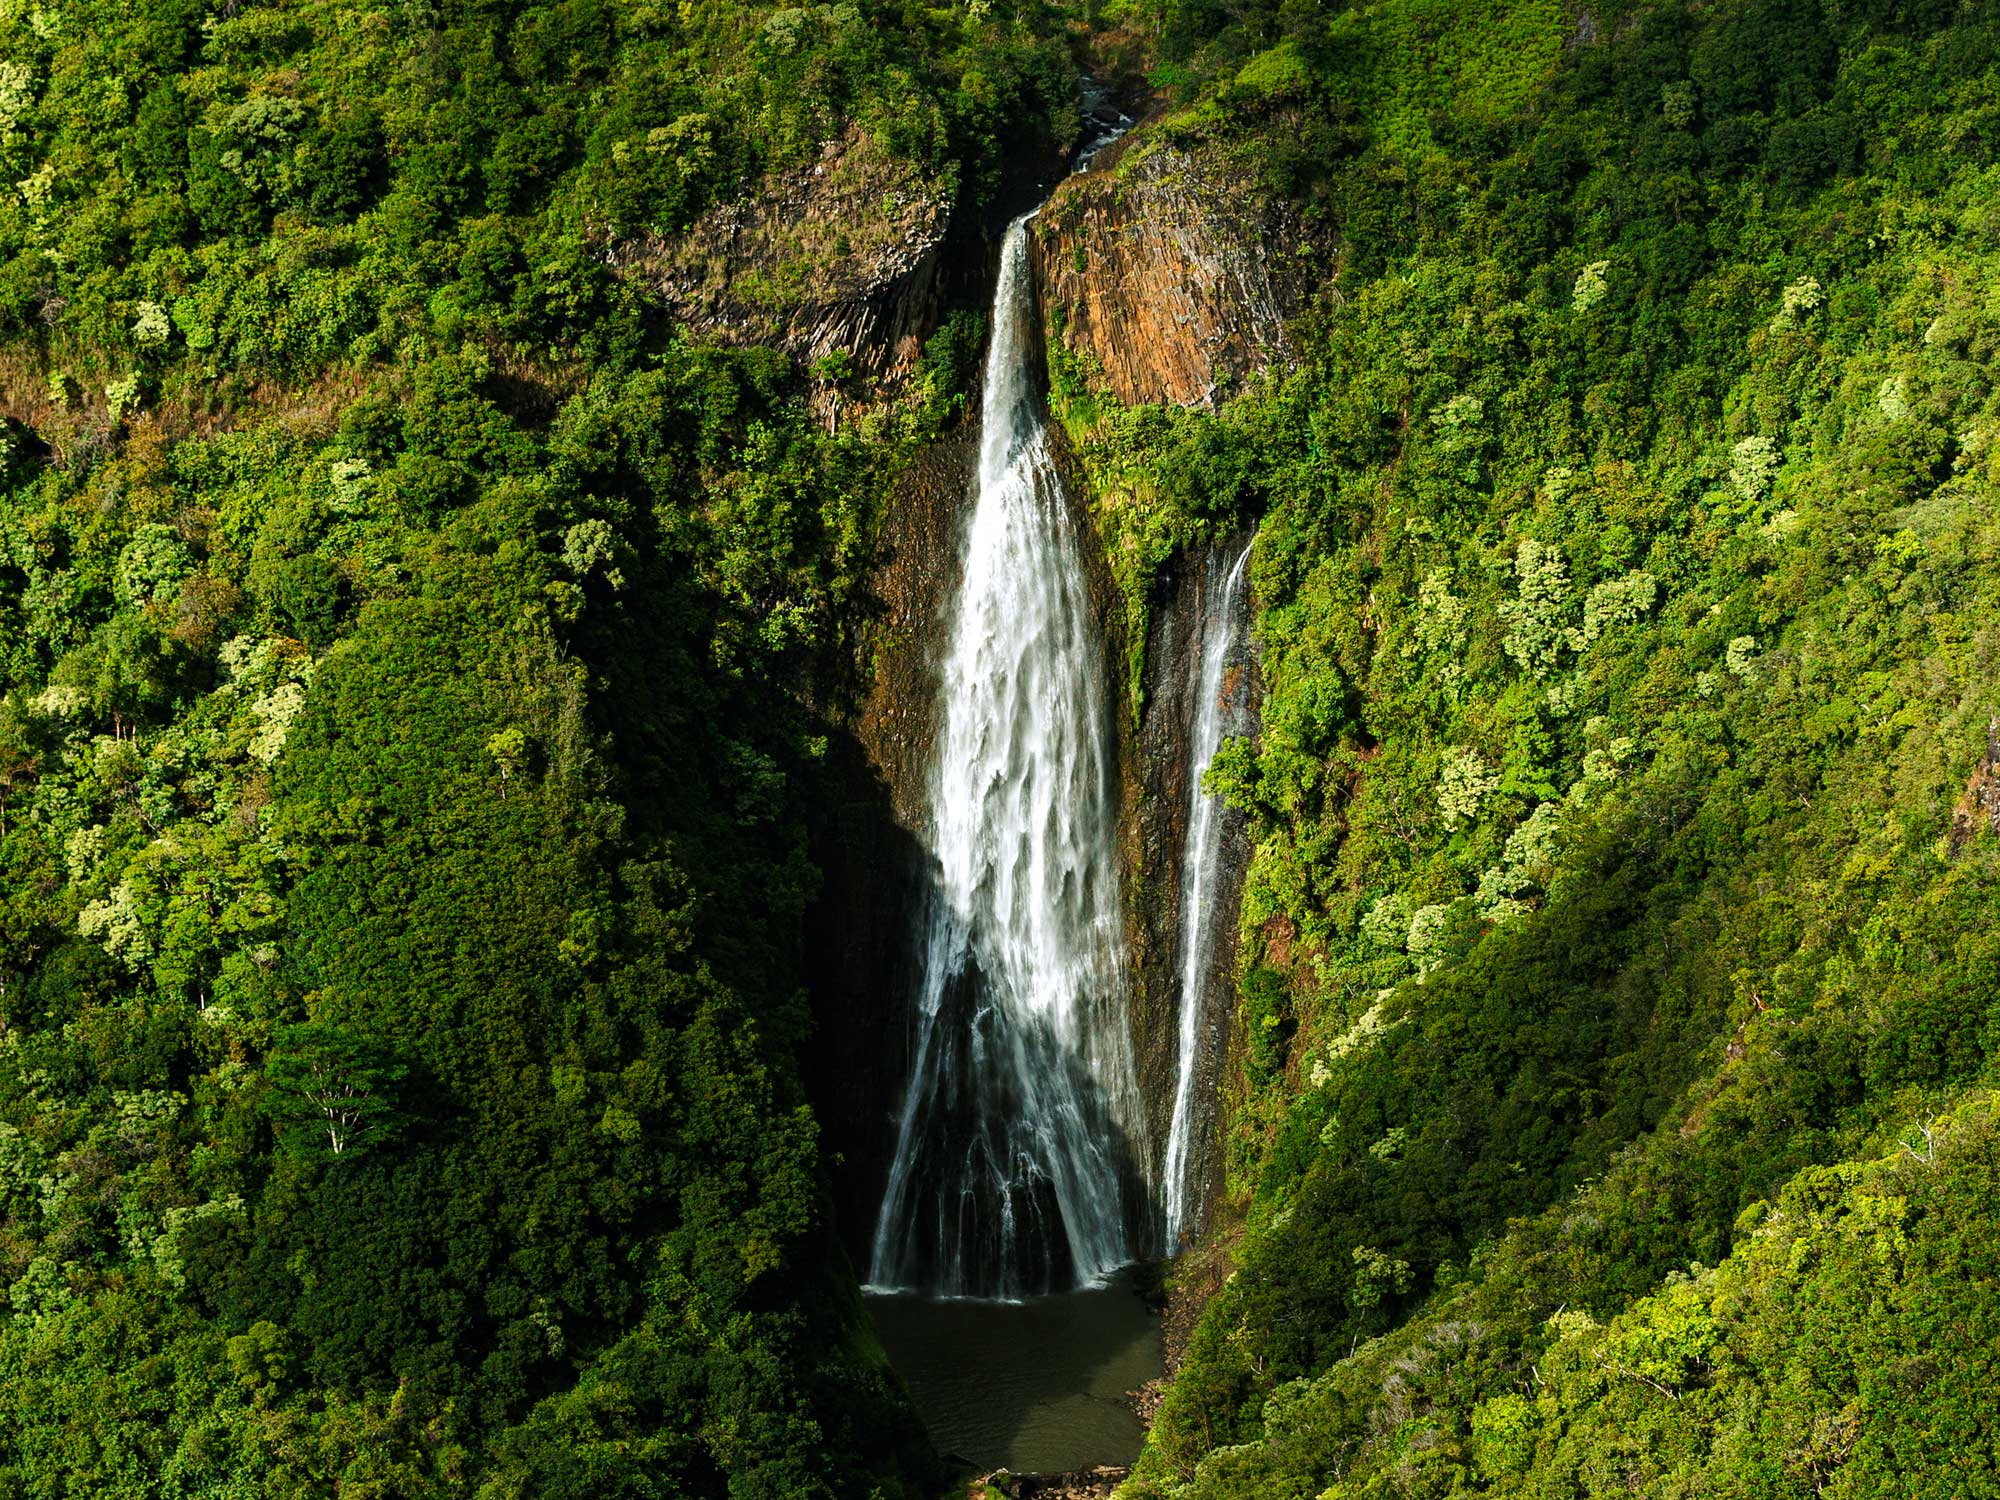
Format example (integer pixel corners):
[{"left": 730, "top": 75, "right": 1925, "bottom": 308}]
[
  {"left": 805, "top": 432, "right": 973, "bottom": 1257},
  {"left": 1030, "top": 136, "right": 1310, "bottom": 409}
]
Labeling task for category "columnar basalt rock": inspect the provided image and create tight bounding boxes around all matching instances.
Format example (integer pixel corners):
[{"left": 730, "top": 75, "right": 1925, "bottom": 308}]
[
  {"left": 1031, "top": 139, "right": 1310, "bottom": 410},
  {"left": 607, "top": 125, "right": 953, "bottom": 381}
]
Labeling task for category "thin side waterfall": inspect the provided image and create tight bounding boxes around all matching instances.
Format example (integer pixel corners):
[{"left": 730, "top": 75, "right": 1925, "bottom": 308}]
[
  {"left": 1161, "top": 539, "right": 1256, "bottom": 1250},
  {"left": 867, "top": 212, "right": 1141, "bottom": 1299}
]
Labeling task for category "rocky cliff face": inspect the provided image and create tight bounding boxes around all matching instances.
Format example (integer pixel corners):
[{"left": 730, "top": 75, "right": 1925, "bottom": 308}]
[
  {"left": 1122, "top": 539, "right": 1257, "bottom": 1240},
  {"left": 1950, "top": 718, "right": 2000, "bottom": 856},
  {"left": 1110, "top": 550, "right": 1190, "bottom": 1204},
  {"left": 805, "top": 432, "right": 974, "bottom": 1254},
  {"left": 1039, "top": 421, "right": 1173, "bottom": 1236},
  {"left": 809, "top": 412, "right": 1186, "bottom": 1262},
  {"left": 807, "top": 119, "right": 1281, "bottom": 1261},
  {"left": 1049, "top": 421, "right": 1261, "bottom": 1249},
  {"left": 1031, "top": 139, "right": 1309, "bottom": 410},
  {"left": 609, "top": 126, "right": 952, "bottom": 381}
]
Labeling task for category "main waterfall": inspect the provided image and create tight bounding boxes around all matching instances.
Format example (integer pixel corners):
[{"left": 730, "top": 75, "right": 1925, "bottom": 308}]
[
  {"left": 867, "top": 214, "right": 1141, "bottom": 1299},
  {"left": 1161, "top": 539, "right": 1255, "bottom": 1248}
]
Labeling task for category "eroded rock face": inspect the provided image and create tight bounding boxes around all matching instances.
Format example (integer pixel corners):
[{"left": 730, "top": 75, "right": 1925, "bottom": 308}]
[
  {"left": 854, "top": 430, "right": 975, "bottom": 829},
  {"left": 1032, "top": 139, "right": 1309, "bottom": 410},
  {"left": 609, "top": 126, "right": 951, "bottom": 380},
  {"left": 1124, "top": 537, "right": 1258, "bottom": 1247},
  {"left": 803, "top": 126, "right": 1283, "bottom": 1255},
  {"left": 1120, "top": 558, "right": 1198, "bottom": 1203},
  {"left": 804, "top": 431, "right": 975, "bottom": 1256},
  {"left": 976, "top": 1465, "right": 1129, "bottom": 1498},
  {"left": 1950, "top": 718, "right": 2000, "bottom": 856}
]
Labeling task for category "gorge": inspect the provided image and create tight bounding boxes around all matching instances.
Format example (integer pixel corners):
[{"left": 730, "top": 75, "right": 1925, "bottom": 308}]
[
  {"left": 13, "top": 3, "right": 1997, "bottom": 1493},
  {"left": 856, "top": 95, "right": 1268, "bottom": 1471},
  {"left": 864, "top": 210, "right": 1144, "bottom": 1301}
]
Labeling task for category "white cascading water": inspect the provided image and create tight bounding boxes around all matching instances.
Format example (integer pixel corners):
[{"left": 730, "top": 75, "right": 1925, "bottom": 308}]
[
  {"left": 866, "top": 213, "right": 1142, "bottom": 1299},
  {"left": 1161, "top": 538, "right": 1256, "bottom": 1250}
]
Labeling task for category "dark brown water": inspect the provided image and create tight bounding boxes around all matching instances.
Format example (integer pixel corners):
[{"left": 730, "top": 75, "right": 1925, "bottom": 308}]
[{"left": 867, "top": 1274, "right": 1162, "bottom": 1473}]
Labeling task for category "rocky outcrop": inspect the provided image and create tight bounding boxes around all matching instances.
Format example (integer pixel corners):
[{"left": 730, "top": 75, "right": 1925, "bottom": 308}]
[
  {"left": 853, "top": 433, "right": 976, "bottom": 825},
  {"left": 1034, "top": 421, "right": 1174, "bottom": 1236},
  {"left": 973, "top": 1465, "right": 1128, "bottom": 1499},
  {"left": 609, "top": 126, "right": 952, "bottom": 381},
  {"left": 1949, "top": 718, "right": 2000, "bottom": 856},
  {"left": 1031, "top": 139, "right": 1310, "bottom": 409}
]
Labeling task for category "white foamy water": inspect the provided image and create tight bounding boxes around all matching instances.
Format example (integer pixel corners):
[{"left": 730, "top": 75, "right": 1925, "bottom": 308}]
[
  {"left": 867, "top": 215, "right": 1142, "bottom": 1299},
  {"left": 1161, "top": 538, "right": 1255, "bottom": 1249}
]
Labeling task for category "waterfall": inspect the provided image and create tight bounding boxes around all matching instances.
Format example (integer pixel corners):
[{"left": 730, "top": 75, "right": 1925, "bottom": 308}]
[
  {"left": 1161, "top": 539, "right": 1256, "bottom": 1250},
  {"left": 867, "top": 213, "right": 1141, "bottom": 1299}
]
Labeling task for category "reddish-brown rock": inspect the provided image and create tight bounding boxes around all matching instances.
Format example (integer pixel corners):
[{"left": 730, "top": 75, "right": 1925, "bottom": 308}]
[
  {"left": 1031, "top": 139, "right": 1311, "bottom": 410},
  {"left": 1950, "top": 718, "right": 2000, "bottom": 856}
]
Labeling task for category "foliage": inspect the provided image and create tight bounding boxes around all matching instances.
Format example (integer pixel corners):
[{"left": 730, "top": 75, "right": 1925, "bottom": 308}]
[
  {"left": 0, "top": 0, "right": 1066, "bottom": 1489},
  {"left": 9, "top": 0, "right": 2000, "bottom": 1490},
  {"left": 0, "top": 0, "right": 1079, "bottom": 414},
  {"left": 0, "top": 332, "right": 964, "bottom": 1493},
  {"left": 1058, "top": 2, "right": 2000, "bottom": 1496}
]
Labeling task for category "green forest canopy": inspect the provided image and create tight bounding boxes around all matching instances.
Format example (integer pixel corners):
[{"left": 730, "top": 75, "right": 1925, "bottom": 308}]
[
  {"left": 2, "top": 0, "right": 1999, "bottom": 1494},
  {"left": 1046, "top": 1, "right": 2000, "bottom": 1495},
  {"left": 0, "top": 0, "right": 1075, "bottom": 1491}
]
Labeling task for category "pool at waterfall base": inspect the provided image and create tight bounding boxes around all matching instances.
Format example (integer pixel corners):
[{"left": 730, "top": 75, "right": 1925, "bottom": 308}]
[
  {"left": 856, "top": 81, "right": 1166, "bottom": 1480},
  {"left": 866, "top": 1269, "right": 1163, "bottom": 1474}
]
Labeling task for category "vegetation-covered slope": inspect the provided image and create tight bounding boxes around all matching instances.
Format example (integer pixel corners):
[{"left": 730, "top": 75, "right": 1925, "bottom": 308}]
[
  {"left": 5, "top": 0, "right": 2000, "bottom": 1493},
  {"left": 1041, "top": 0, "right": 2000, "bottom": 1495},
  {"left": 0, "top": 0, "right": 1075, "bottom": 1493}
]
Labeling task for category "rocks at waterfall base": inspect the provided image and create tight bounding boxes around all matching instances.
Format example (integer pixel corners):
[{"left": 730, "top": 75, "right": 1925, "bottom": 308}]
[
  {"left": 1031, "top": 137, "right": 1313, "bottom": 410},
  {"left": 972, "top": 1465, "right": 1130, "bottom": 1500}
]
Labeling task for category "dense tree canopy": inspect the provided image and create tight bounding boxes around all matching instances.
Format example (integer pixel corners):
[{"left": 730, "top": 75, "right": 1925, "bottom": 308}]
[
  {"left": 1037, "top": 2, "right": 2000, "bottom": 1495},
  {"left": 0, "top": 0, "right": 1071, "bottom": 1492},
  {"left": 4, "top": 0, "right": 1999, "bottom": 1493}
]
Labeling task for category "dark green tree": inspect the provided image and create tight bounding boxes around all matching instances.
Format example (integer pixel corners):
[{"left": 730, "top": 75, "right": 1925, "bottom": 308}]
[{"left": 263, "top": 1021, "right": 409, "bottom": 1161}]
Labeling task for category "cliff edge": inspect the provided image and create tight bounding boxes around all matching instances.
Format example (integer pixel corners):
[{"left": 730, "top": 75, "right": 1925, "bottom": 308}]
[
  {"left": 608, "top": 126, "right": 951, "bottom": 381},
  {"left": 1031, "top": 138, "right": 1309, "bottom": 410}
]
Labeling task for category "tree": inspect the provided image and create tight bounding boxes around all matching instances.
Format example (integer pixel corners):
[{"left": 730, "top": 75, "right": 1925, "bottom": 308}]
[
  {"left": 0, "top": 695, "right": 38, "bottom": 837},
  {"left": 263, "top": 1022, "right": 409, "bottom": 1160}
]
